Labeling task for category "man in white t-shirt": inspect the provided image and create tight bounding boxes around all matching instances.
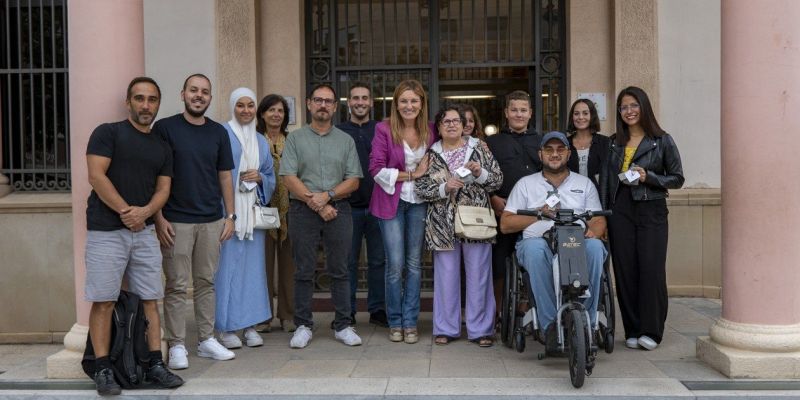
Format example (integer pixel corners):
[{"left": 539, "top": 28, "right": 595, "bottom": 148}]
[{"left": 500, "top": 131, "right": 607, "bottom": 352}]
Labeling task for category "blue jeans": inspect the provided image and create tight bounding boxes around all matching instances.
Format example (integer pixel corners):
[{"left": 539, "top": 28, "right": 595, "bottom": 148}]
[
  {"left": 349, "top": 207, "right": 386, "bottom": 314},
  {"left": 515, "top": 237, "right": 606, "bottom": 331},
  {"left": 379, "top": 200, "right": 427, "bottom": 329}
]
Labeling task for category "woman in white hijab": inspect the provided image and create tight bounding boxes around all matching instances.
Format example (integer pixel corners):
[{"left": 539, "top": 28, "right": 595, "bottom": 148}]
[{"left": 214, "top": 87, "right": 276, "bottom": 348}]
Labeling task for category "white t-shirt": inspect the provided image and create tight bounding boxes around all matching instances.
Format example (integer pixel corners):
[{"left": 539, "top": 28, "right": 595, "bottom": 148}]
[
  {"left": 504, "top": 171, "right": 602, "bottom": 239},
  {"left": 577, "top": 148, "right": 590, "bottom": 177},
  {"left": 374, "top": 141, "right": 428, "bottom": 204}
]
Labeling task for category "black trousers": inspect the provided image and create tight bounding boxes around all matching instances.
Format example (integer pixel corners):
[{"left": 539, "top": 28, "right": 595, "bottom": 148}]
[
  {"left": 607, "top": 185, "right": 669, "bottom": 343},
  {"left": 288, "top": 200, "right": 353, "bottom": 331}
]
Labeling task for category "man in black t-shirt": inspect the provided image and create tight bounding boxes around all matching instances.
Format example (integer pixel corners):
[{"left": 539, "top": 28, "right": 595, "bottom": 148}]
[
  {"left": 152, "top": 74, "right": 236, "bottom": 369},
  {"left": 84, "top": 77, "right": 183, "bottom": 395},
  {"left": 335, "top": 83, "right": 387, "bottom": 328},
  {"left": 485, "top": 90, "right": 543, "bottom": 322}
]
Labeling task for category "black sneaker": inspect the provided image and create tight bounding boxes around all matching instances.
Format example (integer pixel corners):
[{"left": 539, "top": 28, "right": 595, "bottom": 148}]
[
  {"left": 94, "top": 367, "right": 121, "bottom": 396},
  {"left": 369, "top": 310, "right": 389, "bottom": 327},
  {"left": 146, "top": 360, "right": 185, "bottom": 389},
  {"left": 330, "top": 313, "right": 357, "bottom": 329}
]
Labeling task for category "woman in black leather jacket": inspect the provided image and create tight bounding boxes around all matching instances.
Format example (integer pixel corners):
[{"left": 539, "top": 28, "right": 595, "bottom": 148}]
[{"left": 599, "top": 86, "right": 684, "bottom": 351}]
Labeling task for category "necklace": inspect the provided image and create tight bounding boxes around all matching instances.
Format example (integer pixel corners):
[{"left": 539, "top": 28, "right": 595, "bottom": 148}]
[{"left": 573, "top": 132, "right": 592, "bottom": 150}]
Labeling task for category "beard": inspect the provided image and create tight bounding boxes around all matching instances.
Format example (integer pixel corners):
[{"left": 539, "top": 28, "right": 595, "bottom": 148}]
[
  {"left": 130, "top": 109, "right": 156, "bottom": 126},
  {"left": 542, "top": 161, "right": 568, "bottom": 174},
  {"left": 184, "top": 99, "right": 209, "bottom": 118},
  {"left": 312, "top": 109, "right": 332, "bottom": 123}
]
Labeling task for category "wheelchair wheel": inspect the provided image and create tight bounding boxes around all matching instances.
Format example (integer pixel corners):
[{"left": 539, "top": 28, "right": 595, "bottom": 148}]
[
  {"left": 514, "top": 325, "right": 526, "bottom": 353},
  {"left": 567, "top": 309, "right": 587, "bottom": 388},
  {"left": 599, "top": 264, "right": 616, "bottom": 354},
  {"left": 501, "top": 257, "right": 514, "bottom": 347}
]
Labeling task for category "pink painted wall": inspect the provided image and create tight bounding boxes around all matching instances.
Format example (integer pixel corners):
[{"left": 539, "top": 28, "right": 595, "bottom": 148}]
[
  {"left": 68, "top": 0, "right": 145, "bottom": 325},
  {"left": 721, "top": 0, "right": 800, "bottom": 325}
]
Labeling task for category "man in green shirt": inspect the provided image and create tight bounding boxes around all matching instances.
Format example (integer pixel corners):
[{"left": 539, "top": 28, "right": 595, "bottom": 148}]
[{"left": 280, "top": 83, "right": 363, "bottom": 349}]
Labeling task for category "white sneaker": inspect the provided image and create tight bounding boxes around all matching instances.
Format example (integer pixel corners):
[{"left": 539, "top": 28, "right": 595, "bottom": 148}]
[
  {"left": 243, "top": 327, "right": 263, "bottom": 347},
  {"left": 289, "top": 325, "right": 313, "bottom": 349},
  {"left": 334, "top": 326, "right": 362, "bottom": 346},
  {"left": 168, "top": 344, "right": 188, "bottom": 370},
  {"left": 220, "top": 332, "right": 242, "bottom": 349},
  {"left": 625, "top": 338, "right": 641, "bottom": 349},
  {"left": 638, "top": 335, "right": 658, "bottom": 350},
  {"left": 198, "top": 337, "right": 236, "bottom": 360}
]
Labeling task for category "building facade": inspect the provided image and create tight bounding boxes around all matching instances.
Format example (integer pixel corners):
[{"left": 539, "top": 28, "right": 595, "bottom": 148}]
[{"left": 19, "top": 0, "right": 799, "bottom": 380}]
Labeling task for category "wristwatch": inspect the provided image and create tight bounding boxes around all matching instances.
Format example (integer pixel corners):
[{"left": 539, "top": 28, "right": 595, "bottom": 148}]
[
  {"left": 327, "top": 189, "right": 336, "bottom": 200},
  {"left": 225, "top": 213, "right": 237, "bottom": 221}
]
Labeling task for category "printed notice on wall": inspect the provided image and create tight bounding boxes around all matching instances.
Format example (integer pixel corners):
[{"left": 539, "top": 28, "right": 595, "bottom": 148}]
[{"left": 576, "top": 92, "right": 607, "bottom": 121}]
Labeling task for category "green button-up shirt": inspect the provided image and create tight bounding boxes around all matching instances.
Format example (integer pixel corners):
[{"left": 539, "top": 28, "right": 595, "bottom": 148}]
[{"left": 279, "top": 124, "right": 363, "bottom": 199}]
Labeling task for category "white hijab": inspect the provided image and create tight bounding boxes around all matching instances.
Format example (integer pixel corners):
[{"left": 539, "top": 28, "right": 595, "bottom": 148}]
[{"left": 228, "top": 87, "right": 260, "bottom": 240}]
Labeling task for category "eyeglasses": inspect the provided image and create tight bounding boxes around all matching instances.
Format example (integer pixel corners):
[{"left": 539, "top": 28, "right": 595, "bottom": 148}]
[
  {"left": 440, "top": 118, "right": 462, "bottom": 127},
  {"left": 312, "top": 97, "right": 336, "bottom": 106},
  {"left": 542, "top": 147, "right": 568, "bottom": 155},
  {"left": 618, "top": 103, "right": 640, "bottom": 113}
]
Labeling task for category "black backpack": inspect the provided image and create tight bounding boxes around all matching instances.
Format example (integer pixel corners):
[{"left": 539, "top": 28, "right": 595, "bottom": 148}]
[{"left": 82, "top": 290, "right": 151, "bottom": 389}]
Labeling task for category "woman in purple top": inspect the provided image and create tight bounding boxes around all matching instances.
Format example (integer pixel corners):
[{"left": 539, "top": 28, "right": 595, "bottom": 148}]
[{"left": 368, "top": 79, "right": 436, "bottom": 344}]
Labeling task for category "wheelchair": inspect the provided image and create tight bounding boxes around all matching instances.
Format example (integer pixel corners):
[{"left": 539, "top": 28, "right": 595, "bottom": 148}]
[{"left": 499, "top": 208, "right": 615, "bottom": 388}]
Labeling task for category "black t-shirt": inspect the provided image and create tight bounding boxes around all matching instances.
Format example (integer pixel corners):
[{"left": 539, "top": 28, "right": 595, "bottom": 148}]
[
  {"left": 85, "top": 120, "right": 173, "bottom": 231},
  {"left": 336, "top": 120, "right": 377, "bottom": 208},
  {"left": 485, "top": 128, "right": 542, "bottom": 198},
  {"left": 152, "top": 113, "right": 234, "bottom": 223}
]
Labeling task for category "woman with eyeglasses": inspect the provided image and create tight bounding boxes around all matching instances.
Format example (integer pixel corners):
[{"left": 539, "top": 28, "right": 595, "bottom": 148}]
[
  {"left": 567, "top": 99, "right": 609, "bottom": 190},
  {"left": 599, "top": 86, "right": 684, "bottom": 351},
  {"left": 255, "top": 94, "right": 296, "bottom": 333},
  {"left": 415, "top": 104, "right": 502, "bottom": 347},
  {"left": 369, "top": 79, "right": 437, "bottom": 344}
]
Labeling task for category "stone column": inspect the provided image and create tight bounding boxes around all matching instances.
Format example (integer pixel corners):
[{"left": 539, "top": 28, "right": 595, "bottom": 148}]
[
  {"left": 697, "top": 0, "right": 800, "bottom": 378},
  {"left": 46, "top": 0, "right": 144, "bottom": 378},
  {"left": 613, "top": 0, "right": 659, "bottom": 114},
  {"left": 257, "top": 0, "right": 305, "bottom": 130}
]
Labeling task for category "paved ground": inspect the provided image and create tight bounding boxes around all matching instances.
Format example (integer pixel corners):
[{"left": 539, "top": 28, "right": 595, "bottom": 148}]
[{"left": 1, "top": 297, "right": 799, "bottom": 398}]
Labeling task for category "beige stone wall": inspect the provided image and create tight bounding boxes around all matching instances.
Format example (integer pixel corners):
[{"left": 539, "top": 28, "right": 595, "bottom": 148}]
[
  {"left": 0, "top": 194, "right": 74, "bottom": 343},
  {"left": 614, "top": 0, "right": 660, "bottom": 112},
  {"left": 143, "top": 0, "right": 219, "bottom": 121},
  {"left": 567, "top": 0, "right": 615, "bottom": 134},
  {"left": 215, "top": 0, "right": 259, "bottom": 122},
  {"left": 257, "top": 0, "right": 306, "bottom": 130},
  {"left": 666, "top": 190, "right": 721, "bottom": 298}
]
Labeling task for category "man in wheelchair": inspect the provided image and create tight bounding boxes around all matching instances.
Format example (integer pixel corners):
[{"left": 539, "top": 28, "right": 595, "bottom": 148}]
[{"left": 499, "top": 131, "right": 607, "bottom": 354}]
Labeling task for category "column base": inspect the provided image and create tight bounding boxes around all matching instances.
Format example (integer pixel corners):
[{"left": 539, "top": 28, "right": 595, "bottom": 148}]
[
  {"left": 697, "top": 318, "right": 800, "bottom": 378},
  {"left": 46, "top": 323, "right": 88, "bottom": 379}
]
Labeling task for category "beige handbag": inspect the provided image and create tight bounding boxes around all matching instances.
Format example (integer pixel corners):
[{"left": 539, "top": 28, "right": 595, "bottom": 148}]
[
  {"left": 253, "top": 197, "right": 280, "bottom": 230},
  {"left": 454, "top": 204, "right": 497, "bottom": 240}
]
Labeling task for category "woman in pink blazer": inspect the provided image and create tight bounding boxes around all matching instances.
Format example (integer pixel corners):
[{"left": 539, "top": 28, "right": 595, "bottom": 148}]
[{"left": 369, "top": 79, "right": 437, "bottom": 344}]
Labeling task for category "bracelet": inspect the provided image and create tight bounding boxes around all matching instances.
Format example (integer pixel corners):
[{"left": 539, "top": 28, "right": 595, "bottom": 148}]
[{"left": 408, "top": 171, "right": 412, "bottom": 181}]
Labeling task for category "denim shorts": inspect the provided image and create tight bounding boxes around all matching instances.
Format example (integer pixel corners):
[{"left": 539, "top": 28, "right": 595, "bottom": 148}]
[{"left": 84, "top": 225, "right": 164, "bottom": 302}]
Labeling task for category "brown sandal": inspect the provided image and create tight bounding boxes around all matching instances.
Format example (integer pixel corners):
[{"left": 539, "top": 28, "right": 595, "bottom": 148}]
[
  {"left": 434, "top": 335, "right": 451, "bottom": 345},
  {"left": 476, "top": 336, "right": 494, "bottom": 347}
]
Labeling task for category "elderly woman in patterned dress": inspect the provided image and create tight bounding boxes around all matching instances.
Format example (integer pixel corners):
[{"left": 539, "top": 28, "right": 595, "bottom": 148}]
[{"left": 415, "top": 104, "right": 503, "bottom": 347}]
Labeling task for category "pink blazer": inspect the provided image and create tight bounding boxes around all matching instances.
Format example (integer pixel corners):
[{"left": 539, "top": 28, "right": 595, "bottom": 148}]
[{"left": 368, "top": 120, "right": 438, "bottom": 220}]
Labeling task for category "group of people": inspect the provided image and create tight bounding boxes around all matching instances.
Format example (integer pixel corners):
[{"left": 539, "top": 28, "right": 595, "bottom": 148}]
[{"left": 82, "top": 73, "right": 684, "bottom": 396}]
